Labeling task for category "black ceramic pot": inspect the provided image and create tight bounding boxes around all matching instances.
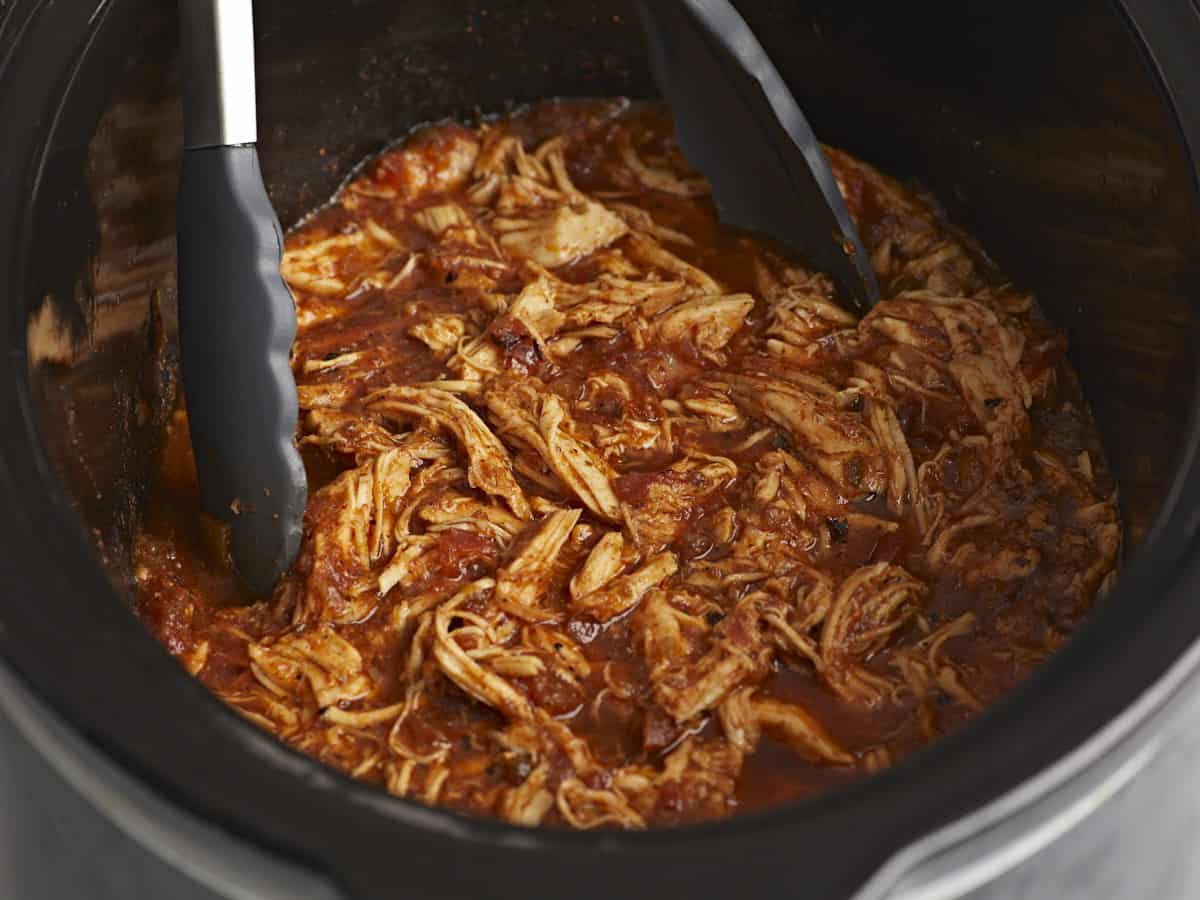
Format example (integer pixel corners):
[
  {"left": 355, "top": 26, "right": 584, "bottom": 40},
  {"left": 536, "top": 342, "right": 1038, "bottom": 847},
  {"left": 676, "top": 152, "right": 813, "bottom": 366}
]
[{"left": 0, "top": 2, "right": 1198, "bottom": 898}]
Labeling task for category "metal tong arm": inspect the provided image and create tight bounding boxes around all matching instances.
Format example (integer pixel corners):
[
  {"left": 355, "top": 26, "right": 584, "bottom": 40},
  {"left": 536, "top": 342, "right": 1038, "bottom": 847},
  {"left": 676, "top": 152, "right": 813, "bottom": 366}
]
[{"left": 179, "top": 0, "right": 258, "bottom": 149}]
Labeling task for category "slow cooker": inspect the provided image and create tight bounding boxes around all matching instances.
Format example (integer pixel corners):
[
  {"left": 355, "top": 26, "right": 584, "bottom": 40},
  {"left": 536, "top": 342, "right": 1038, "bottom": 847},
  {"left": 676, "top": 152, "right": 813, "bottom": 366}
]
[{"left": 0, "top": 1, "right": 1198, "bottom": 897}]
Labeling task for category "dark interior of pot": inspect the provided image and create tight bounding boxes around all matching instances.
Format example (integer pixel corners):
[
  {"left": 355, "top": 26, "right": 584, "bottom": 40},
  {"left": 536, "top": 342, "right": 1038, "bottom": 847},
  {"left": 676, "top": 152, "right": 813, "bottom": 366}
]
[{"left": 6, "top": 0, "right": 1200, "bottom": 893}]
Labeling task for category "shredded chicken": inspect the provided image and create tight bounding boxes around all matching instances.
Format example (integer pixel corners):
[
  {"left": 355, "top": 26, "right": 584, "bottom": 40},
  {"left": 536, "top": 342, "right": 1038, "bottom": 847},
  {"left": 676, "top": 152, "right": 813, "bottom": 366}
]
[
  {"left": 136, "top": 100, "right": 1120, "bottom": 831},
  {"left": 654, "top": 293, "right": 755, "bottom": 358},
  {"left": 485, "top": 378, "right": 624, "bottom": 522},
  {"left": 821, "top": 563, "right": 926, "bottom": 705},
  {"left": 494, "top": 509, "right": 581, "bottom": 620},
  {"left": 494, "top": 199, "right": 628, "bottom": 268},
  {"left": 571, "top": 551, "right": 678, "bottom": 622},
  {"left": 622, "top": 453, "right": 737, "bottom": 546},
  {"left": 365, "top": 385, "right": 530, "bottom": 519},
  {"left": 752, "top": 697, "right": 853, "bottom": 765},
  {"left": 570, "top": 531, "right": 628, "bottom": 600},
  {"left": 249, "top": 625, "right": 371, "bottom": 709}
]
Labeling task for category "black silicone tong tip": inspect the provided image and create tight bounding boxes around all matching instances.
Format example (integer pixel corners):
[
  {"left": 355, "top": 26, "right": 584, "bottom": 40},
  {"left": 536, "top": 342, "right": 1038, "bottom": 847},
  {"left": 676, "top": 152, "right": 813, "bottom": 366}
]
[
  {"left": 177, "top": 0, "right": 306, "bottom": 594},
  {"left": 636, "top": 0, "right": 881, "bottom": 312},
  {"left": 177, "top": 149, "right": 306, "bottom": 594}
]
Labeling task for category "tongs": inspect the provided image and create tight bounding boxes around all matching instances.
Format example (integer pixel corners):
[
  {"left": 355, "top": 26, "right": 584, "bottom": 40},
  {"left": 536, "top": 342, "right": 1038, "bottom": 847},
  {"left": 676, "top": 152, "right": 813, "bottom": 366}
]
[
  {"left": 637, "top": 0, "right": 880, "bottom": 312},
  {"left": 176, "top": 0, "right": 306, "bottom": 594}
]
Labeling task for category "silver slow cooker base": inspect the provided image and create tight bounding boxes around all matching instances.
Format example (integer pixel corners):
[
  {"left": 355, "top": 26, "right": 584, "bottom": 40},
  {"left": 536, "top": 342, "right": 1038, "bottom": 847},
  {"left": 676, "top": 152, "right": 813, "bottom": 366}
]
[
  {"left": 0, "top": 709, "right": 223, "bottom": 900},
  {"left": 966, "top": 717, "right": 1200, "bottom": 899},
  {"left": 1, "top": 688, "right": 1196, "bottom": 900},
  {"left": 0, "top": 665, "right": 339, "bottom": 900}
]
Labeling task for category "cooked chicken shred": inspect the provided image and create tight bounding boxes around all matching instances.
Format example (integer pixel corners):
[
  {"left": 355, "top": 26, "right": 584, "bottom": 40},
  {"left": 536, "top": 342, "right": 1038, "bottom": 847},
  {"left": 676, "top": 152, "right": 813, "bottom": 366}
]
[{"left": 135, "top": 100, "right": 1120, "bottom": 829}]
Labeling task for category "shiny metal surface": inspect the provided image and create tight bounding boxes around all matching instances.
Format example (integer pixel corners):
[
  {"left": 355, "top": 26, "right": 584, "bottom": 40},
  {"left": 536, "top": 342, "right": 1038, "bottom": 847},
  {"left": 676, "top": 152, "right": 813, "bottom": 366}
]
[
  {"left": 966, "top": 717, "right": 1200, "bottom": 899},
  {"left": 179, "top": 0, "right": 258, "bottom": 148},
  {"left": 0, "top": 663, "right": 342, "bottom": 900}
]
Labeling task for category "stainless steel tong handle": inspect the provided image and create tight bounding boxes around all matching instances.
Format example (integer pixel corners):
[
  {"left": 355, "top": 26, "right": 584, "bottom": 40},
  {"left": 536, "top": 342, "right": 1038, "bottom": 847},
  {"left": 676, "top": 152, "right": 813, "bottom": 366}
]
[{"left": 179, "top": 0, "right": 258, "bottom": 149}]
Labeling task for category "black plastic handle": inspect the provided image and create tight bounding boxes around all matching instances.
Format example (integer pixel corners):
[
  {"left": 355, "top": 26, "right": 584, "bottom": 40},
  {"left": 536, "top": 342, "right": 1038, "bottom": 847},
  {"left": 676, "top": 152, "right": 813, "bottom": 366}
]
[
  {"left": 176, "top": 145, "right": 306, "bottom": 594},
  {"left": 638, "top": 0, "right": 881, "bottom": 312}
]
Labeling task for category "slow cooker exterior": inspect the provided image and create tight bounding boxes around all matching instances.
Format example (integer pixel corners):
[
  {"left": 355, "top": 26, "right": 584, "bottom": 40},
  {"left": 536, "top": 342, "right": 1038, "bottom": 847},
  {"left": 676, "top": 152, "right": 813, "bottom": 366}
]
[{"left": 1, "top": 1, "right": 1199, "bottom": 899}]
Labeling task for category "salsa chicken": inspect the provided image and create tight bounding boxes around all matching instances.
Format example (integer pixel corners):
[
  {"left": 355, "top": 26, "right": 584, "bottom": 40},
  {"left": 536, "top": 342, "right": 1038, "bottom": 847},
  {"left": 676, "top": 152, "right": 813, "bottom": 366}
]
[{"left": 135, "top": 100, "right": 1120, "bottom": 828}]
